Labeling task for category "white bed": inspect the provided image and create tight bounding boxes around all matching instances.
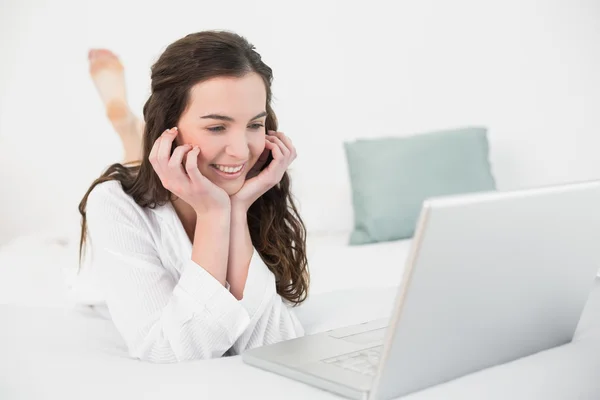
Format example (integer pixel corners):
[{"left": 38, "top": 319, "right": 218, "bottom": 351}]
[{"left": 1, "top": 231, "right": 600, "bottom": 400}]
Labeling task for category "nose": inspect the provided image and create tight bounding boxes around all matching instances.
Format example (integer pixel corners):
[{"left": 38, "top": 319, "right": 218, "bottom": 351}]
[{"left": 225, "top": 132, "right": 250, "bottom": 160}]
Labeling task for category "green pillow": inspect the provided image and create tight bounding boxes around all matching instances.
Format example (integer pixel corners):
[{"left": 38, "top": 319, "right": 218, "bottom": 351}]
[{"left": 344, "top": 126, "right": 496, "bottom": 245}]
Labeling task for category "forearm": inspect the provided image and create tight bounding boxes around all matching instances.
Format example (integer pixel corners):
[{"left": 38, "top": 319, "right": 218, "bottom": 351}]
[
  {"left": 227, "top": 206, "right": 254, "bottom": 299},
  {"left": 191, "top": 210, "right": 231, "bottom": 286}
]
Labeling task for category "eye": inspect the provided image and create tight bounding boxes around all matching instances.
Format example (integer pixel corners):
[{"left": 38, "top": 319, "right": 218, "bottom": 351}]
[
  {"left": 249, "top": 123, "right": 264, "bottom": 131},
  {"left": 207, "top": 126, "right": 225, "bottom": 132}
]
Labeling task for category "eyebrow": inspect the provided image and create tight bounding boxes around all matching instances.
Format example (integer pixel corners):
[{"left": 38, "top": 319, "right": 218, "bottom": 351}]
[{"left": 200, "top": 111, "right": 267, "bottom": 122}]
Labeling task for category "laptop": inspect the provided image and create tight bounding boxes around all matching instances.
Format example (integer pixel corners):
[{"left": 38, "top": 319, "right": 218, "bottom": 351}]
[{"left": 242, "top": 180, "right": 600, "bottom": 400}]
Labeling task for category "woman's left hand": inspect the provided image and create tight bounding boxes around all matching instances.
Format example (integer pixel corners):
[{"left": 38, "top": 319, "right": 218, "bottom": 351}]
[{"left": 231, "top": 130, "right": 296, "bottom": 212}]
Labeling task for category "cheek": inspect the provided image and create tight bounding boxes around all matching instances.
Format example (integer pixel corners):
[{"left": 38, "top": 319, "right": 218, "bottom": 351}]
[
  {"left": 174, "top": 118, "right": 195, "bottom": 145},
  {"left": 174, "top": 129, "right": 197, "bottom": 148},
  {"left": 249, "top": 135, "right": 266, "bottom": 159},
  {"left": 178, "top": 133, "right": 218, "bottom": 163},
  {"left": 198, "top": 142, "right": 221, "bottom": 164}
]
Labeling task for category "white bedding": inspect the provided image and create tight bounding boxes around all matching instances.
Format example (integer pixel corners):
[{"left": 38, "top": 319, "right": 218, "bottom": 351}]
[
  {"left": 0, "top": 230, "right": 411, "bottom": 308},
  {"left": 2, "top": 283, "right": 600, "bottom": 400},
  {"left": 0, "top": 230, "right": 408, "bottom": 335},
  {"left": 0, "top": 231, "right": 405, "bottom": 399},
  {"left": 1, "top": 232, "right": 600, "bottom": 400},
  {"left": 0, "top": 233, "right": 75, "bottom": 308},
  {"left": 306, "top": 232, "right": 412, "bottom": 295}
]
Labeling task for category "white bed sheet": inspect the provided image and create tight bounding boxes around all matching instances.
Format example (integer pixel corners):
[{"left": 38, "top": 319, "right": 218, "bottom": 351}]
[
  {"left": 0, "top": 230, "right": 412, "bottom": 308},
  {"left": 2, "top": 232, "right": 600, "bottom": 400},
  {"left": 306, "top": 232, "right": 412, "bottom": 296},
  {"left": 0, "top": 233, "right": 74, "bottom": 308},
  {"left": 2, "top": 283, "right": 600, "bottom": 400},
  {"left": 0, "top": 228, "right": 404, "bottom": 399}
]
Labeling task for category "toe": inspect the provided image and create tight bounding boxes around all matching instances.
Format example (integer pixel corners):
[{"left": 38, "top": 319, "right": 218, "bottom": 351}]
[{"left": 89, "top": 50, "right": 123, "bottom": 75}]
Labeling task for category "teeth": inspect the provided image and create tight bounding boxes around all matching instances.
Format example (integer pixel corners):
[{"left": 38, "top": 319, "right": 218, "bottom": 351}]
[{"left": 215, "top": 164, "right": 243, "bottom": 174}]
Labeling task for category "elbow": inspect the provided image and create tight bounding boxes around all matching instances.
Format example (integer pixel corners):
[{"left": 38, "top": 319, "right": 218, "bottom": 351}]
[
  {"left": 126, "top": 335, "right": 226, "bottom": 363},
  {"left": 127, "top": 341, "right": 182, "bottom": 363}
]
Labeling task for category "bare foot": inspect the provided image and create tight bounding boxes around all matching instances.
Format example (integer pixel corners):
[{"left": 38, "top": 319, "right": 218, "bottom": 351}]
[{"left": 88, "top": 49, "right": 144, "bottom": 163}]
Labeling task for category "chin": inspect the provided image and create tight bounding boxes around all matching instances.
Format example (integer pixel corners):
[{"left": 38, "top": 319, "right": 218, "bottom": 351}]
[{"left": 220, "top": 181, "right": 245, "bottom": 196}]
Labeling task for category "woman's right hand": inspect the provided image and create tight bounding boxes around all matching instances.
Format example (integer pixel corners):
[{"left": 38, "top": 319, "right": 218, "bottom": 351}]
[{"left": 149, "top": 127, "right": 231, "bottom": 215}]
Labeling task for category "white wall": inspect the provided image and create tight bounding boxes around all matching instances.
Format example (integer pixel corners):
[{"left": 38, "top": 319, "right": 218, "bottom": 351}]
[{"left": 1, "top": 0, "right": 599, "bottom": 244}]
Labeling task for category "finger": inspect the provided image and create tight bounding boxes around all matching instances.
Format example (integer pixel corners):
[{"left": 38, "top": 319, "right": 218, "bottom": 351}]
[
  {"left": 149, "top": 136, "right": 171, "bottom": 178},
  {"left": 157, "top": 127, "right": 178, "bottom": 166},
  {"left": 272, "top": 131, "right": 296, "bottom": 160},
  {"left": 271, "top": 131, "right": 291, "bottom": 147},
  {"left": 169, "top": 144, "right": 192, "bottom": 167},
  {"left": 266, "top": 135, "right": 290, "bottom": 158},
  {"left": 256, "top": 147, "right": 270, "bottom": 165},
  {"left": 265, "top": 137, "right": 284, "bottom": 162},
  {"left": 185, "top": 146, "right": 208, "bottom": 185},
  {"left": 168, "top": 144, "right": 193, "bottom": 182},
  {"left": 259, "top": 140, "right": 287, "bottom": 186},
  {"left": 246, "top": 147, "right": 269, "bottom": 179}
]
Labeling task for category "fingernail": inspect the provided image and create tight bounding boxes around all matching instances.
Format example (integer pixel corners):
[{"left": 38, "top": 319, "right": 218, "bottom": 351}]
[{"left": 173, "top": 127, "right": 178, "bottom": 131}]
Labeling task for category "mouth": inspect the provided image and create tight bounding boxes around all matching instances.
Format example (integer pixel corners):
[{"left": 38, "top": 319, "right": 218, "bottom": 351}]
[{"left": 210, "top": 163, "right": 246, "bottom": 180}]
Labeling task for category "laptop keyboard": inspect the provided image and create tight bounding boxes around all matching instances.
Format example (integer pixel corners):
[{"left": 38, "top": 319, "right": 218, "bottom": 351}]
[{"left": 321, "top": 346, "right": 382, "bottom": 376}]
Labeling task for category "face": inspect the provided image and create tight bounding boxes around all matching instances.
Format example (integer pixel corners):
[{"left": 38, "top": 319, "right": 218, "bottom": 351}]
[{"left": 176, "top": 72, "right": 267, "bottom": 195}]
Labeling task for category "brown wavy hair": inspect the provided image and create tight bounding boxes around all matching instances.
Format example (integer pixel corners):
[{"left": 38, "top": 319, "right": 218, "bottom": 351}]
[{"left": 78, "top": 31, "right": 309, "bottom": 305}]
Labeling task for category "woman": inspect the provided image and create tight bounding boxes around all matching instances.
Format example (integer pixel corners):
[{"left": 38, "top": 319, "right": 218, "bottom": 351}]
[{"left": 79, "top": 30, "right": 309, "bottom": 363}]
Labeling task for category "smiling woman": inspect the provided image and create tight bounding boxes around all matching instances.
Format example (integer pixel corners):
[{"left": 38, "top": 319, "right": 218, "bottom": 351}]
[
  {"left": 176, "top": 74, "right": 269, "bottom": 195},
  {"left": 76, "top": 30, "right": 309, "bottom": 363}
]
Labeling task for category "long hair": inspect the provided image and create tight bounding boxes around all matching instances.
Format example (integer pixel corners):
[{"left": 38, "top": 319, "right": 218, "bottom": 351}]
[{"left": 78, "top": 31, "right": 309, "bottom": 305}]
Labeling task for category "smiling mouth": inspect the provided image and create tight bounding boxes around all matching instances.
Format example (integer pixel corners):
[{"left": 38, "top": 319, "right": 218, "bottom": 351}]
[{"left": 210, "top": 163, "right": 245, "bottom": 175}]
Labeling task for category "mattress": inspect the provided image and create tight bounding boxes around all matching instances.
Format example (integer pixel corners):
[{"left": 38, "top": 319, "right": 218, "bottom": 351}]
[
  {"left": 1, "top": 232, "right": 600, "bottom": 400},
  {"left": 0, "top": 230, "right": 413, "bottom": 308},
  {"left": 0, "top": 230, "right": 404, "bottom": 399},
  {"left": 2, "top": 284, "right": 600, "bottom": 400}
]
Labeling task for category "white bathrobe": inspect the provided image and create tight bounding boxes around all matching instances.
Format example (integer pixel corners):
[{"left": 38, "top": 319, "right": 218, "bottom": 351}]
[{"left": 80, "top": 180, "right": 304, "bottom": 363}]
